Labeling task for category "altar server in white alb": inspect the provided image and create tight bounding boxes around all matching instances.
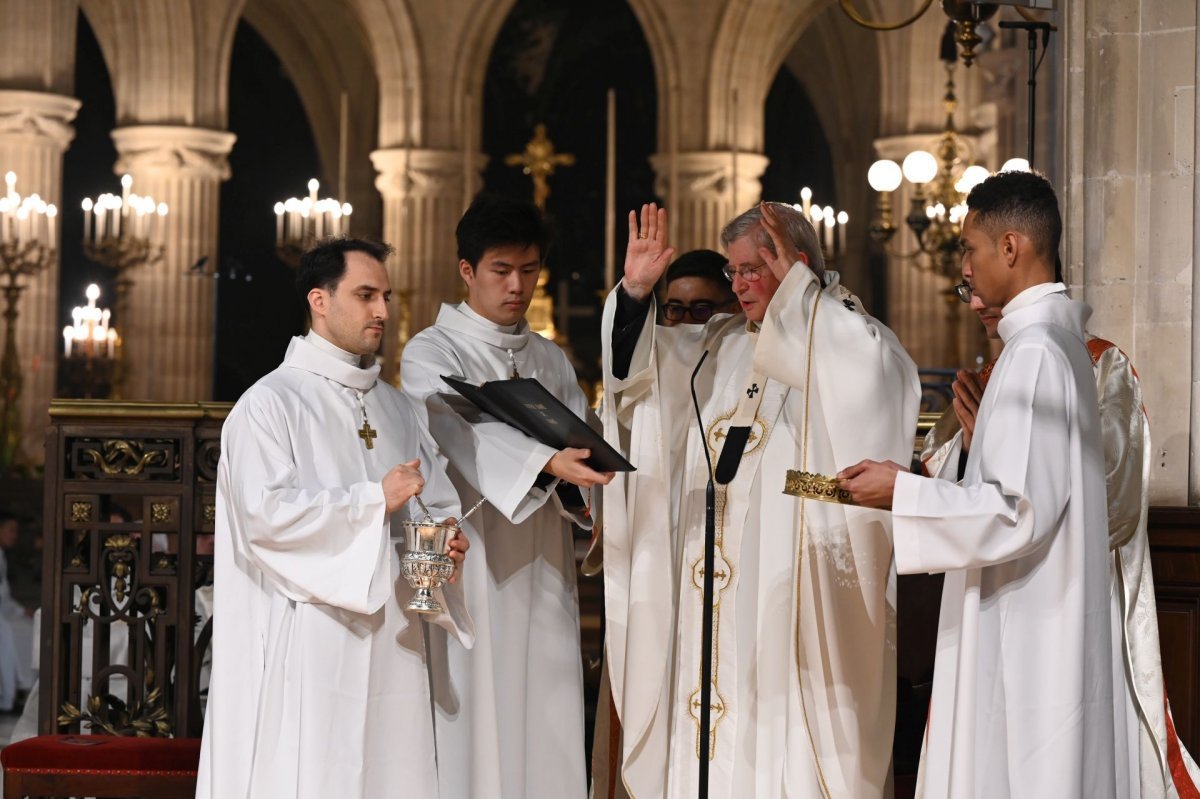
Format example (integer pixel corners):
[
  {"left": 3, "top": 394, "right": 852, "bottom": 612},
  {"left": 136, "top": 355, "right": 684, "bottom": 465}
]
[
  {"left": 401, "top": 195, "right": 611, "bottom": 799},
  {"left": 922, "top": 274, "right": 1200, "bottom": 798},
  {"left": 841, "top": 170, "right": 1128, "bottom": 798},
  {"left": 197, "top": 238, "right": 471, "bottom": 799},
  {"left": 601, "top": 201, "right": 919, "bottom": 797}
]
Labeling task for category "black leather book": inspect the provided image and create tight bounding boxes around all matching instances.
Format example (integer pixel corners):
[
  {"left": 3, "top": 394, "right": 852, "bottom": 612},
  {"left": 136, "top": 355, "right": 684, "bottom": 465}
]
[{"left": 440, "top": 375, "right": 635, "bottom": 472}]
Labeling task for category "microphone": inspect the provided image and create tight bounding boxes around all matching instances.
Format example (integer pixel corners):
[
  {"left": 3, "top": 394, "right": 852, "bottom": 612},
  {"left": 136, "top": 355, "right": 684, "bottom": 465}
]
[
  {"left": 690, "top": 350, "right": 716, "bottom": 797},
  {"left": 691, "top": 351, "right": 713, "bottom": 479}
]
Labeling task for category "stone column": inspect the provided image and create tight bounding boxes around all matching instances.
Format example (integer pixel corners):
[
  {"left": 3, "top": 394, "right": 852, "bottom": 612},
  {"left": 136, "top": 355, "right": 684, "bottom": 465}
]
[
  {"left": 1062, "top": 0, "right": 1197, "bottom": 504},
  {"left": 649, "top": 151, "right": 769, "bottom": 254},
  {"left": 0, "top": 90, "right": 79, "bottom": 464},
  {"left": 111, "top": 125, "right": 235, "bottom": 402},
  {"left": 371, "top": 147, "right": 485, "bottom": 384}
]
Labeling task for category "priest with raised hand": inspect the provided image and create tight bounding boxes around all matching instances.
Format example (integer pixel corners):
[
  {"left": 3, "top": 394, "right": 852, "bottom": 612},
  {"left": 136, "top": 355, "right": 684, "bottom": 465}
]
[
  {"left": 400, "top": 194, "right": 611, "bottom": 799},
  {"left": 197, "top": 238, "right": 471, "bottom": 799},
  {"left": 840, "top": 170, "right": 1127, "bottom": 798},
  {"left": 600, "top": 201, "right": 920, "bottom": 797}
]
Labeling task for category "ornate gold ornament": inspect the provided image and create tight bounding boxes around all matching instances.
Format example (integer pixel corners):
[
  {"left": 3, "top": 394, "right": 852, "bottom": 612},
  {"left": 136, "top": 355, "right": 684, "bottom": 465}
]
[
  {"left": 103, "top": 534, "right": 136, "bottom": 603},
  {"left": 80, "top": 439, "right": 169, "bottom": 476},
  {"left": 783, "top": 470, "right": 859, "bottom": 506},
  {"left": 70, "top": 501, "right": 93, "bottom": 522},
  {"left": 58, "top": 668, "right": 172, "bottom": 737}
]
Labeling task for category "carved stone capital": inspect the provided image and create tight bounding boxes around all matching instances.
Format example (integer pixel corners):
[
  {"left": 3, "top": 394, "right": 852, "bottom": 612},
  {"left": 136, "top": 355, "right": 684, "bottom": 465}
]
[
  {"left": 649, "top": 151, "right": 770, "bottom": 203},
  {"left": 112, "top": 126, "right": 237, "bottom": 182},
  {"left": 0, "top": 90, "right": 80, "bottom": 151},
  {"left": 371, "top": 148, "right": 488, "bottom": 199}
]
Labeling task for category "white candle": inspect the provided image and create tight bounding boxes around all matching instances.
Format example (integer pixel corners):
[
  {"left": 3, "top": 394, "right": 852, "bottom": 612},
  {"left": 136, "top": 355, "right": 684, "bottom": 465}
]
[
  {"left": 604, "top": 88, "right": 616, "bottom": 293},
  {"left": 462, "top": 91, "right": 473, "bottom": 213},
  {"left": 46, "top": 205, "right": 57, "bottom": 244},
  {"left": 157, "top": 202, "right": 168, "bottom": 244},
  {"left": 836, "top": 211, "right": 848, "bottom": 257},
  {"left": 63, "top": 327, "right": 72, "bottom": 358},
  {"left": 823, "top": 208, "right": 835, "bottom": 253},
  {"left": 274, "top": 203, "right": 284, "bottom": 244},
  {"left": 800, "top": 186, "right": 812, "bottom": 217}
]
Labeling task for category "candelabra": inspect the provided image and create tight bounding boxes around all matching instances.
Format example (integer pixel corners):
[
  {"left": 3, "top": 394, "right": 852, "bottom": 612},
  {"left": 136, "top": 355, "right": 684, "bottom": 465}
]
[
  {"left": 0, "top": 172, "right": 57, "bottom": 472},
  {"left": 80, "top": 174, "right": 168, "bottom": 398},
  {"left": 794, "top": 187, "right": 849, "bottom": 264},
  {"left": 60, "top": 284, "right": 118, "bottom": 399},
  {"left": 273, "top": 179, "right": 352, "bottom": 267},
  {"left": 865, "top": 59, "right": 1028, "bottom": 279}
]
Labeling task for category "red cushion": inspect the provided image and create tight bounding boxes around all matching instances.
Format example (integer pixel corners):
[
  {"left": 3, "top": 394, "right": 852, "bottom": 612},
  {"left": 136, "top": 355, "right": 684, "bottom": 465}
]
[{"left": 1, "top": 735, "right": 201, "bottom": 774}]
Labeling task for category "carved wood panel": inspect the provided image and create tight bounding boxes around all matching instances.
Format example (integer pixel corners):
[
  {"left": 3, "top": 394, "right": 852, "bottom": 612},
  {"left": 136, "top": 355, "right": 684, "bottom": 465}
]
[{"left": 41, "top": 402, "right": 228, "bottom": 739}]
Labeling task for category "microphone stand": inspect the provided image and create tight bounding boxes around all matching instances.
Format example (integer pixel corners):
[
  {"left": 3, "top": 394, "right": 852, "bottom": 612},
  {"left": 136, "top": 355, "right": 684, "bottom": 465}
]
[
  {"left": 690, "top": 351, "right": 715, "bottom": 797},
  {"left": 998, "top": 19, "right": 1054, "bottom": 168}
]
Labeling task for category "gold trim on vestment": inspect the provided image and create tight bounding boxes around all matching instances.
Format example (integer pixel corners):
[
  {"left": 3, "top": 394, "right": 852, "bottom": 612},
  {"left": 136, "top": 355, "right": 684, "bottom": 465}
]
[
  {"left": 688, "top": 406, "right": 773, "bottom": 760},
  {"left": 793, "top": 286, "right": 833, "bottom": 799}
]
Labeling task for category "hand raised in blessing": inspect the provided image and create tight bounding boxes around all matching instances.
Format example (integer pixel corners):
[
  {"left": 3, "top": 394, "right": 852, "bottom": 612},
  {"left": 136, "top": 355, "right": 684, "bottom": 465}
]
[{"left": 622, "top": 203, "right": 675, "bottom": 301}]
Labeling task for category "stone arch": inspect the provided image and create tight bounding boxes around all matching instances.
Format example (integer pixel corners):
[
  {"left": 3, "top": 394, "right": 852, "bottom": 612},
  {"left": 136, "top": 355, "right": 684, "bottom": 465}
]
[
  {"left": 240, "top": 0, "right": 382, "bottom": 230},
  {"left": 79, "top": 0, "right": 245, "bottom": 128},
  {"left": 451, "top": 0, "right": 679, "bottom": 154},
  {"left": 349, "top": 0, "right": 422, "bottom": 148}
]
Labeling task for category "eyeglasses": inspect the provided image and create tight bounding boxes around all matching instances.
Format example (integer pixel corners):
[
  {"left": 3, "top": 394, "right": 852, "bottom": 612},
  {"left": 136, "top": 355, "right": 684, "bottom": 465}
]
[
  {"left": 722, "top": 262, "right": 768, "bottom": 283},
  {"left": 662, "top": 301, "right": 733, "bottom": 323},
  {"left": 952, "top": 281, "right": 973, "bottom": 304}
]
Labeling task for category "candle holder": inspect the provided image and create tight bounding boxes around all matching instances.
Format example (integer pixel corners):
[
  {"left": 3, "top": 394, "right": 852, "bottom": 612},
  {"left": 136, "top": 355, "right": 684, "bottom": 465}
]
[
  {"left": 80, "top": 176, "right": 168, "bottom": 399},
  {"left": 0, "top": 240, "right": 56, "bottom": 472},
  {"left": 59, "top": 284, "right": 119, "bottom": 400},
  {"left": 0, "top": 173, "right": 58, "bottom": 473},
  {"left": 793, "top": 189, "right": 849, "bottom": 266},
  {"left": 273, "top": 179, "right": 352, "bottom": 268}
]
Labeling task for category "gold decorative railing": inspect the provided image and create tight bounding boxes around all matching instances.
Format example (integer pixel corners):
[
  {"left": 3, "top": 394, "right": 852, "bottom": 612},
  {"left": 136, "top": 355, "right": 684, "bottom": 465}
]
[{"left": 39, "top": 400, "right": 230, "bottom": 738}]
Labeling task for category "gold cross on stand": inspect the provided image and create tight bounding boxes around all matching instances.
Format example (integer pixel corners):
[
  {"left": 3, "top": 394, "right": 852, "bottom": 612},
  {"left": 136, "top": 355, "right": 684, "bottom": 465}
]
[
  {"left": 504, "top": 124, "right": 575, "bottom": 211},
  {"left": 358, "top": 420, "right": 377, "bottom": 450}
]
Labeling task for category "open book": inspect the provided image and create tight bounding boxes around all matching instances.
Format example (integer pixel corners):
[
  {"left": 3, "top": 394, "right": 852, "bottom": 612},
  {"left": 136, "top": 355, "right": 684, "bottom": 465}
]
[{"left": 440, "top": 375, "right": 635, "bottom": 473}]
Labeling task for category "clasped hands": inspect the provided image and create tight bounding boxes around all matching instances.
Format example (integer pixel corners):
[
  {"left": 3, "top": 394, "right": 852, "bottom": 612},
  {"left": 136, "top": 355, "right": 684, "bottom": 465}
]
[{"left": 838, "top": 366, "right": 985, "bottom": 508}]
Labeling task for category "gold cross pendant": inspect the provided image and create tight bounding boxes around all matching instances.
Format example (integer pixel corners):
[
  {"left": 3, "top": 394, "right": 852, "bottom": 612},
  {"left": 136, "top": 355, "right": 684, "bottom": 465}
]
[{"left": 358, "top": 420, "right": 377, "bottom": 450}]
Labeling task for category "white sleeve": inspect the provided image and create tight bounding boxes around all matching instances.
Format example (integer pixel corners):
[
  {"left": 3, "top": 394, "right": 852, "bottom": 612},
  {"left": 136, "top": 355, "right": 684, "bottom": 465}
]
[{"left": 220, "top": 393, "right": 391, "bottom": 615}]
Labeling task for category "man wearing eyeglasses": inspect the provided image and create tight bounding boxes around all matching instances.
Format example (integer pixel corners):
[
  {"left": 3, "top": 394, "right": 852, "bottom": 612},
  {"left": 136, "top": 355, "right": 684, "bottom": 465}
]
[
  {"left": 659, "top": 249, "right": 738, "bottom": 327},
  {"left": 840, "top": 170, "right": 1131, "bottom": 798},
  {"left": 597, "top": 201, "right": 920, "bottom": 797},
  {"left": 923, "top": 270, "right": 1200, "bottom": 797}
]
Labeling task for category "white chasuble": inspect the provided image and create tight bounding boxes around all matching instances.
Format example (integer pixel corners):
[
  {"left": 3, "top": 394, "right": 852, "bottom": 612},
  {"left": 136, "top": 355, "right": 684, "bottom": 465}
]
[
  {"left": 892, "top": 285, "right": 1121, "bottom": 799},
  {"left": 401, "top": 303, "right": 593, "bottom": 799},
  {"left": 921, "top": 337, "right": 1200, "bottom": 798},
  {"left": 197, "top": 334, "right": 471, "bottom": 799},
  {"left": 601, "top": 265, "right": 920, "bottom": 798}
]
